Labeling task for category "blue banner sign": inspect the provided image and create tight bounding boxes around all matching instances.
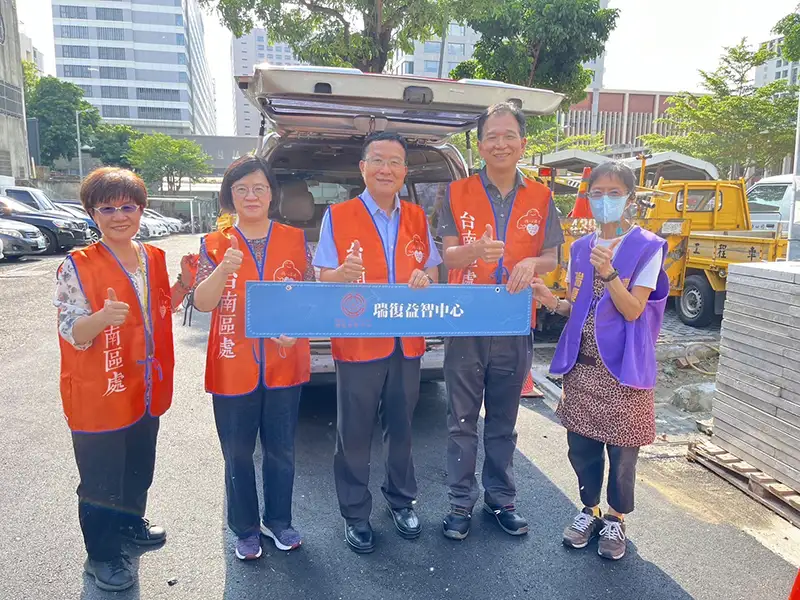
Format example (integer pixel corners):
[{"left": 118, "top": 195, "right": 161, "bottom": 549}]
[{"left": 245, "top": 282, "right": 532, "bottom": 338}]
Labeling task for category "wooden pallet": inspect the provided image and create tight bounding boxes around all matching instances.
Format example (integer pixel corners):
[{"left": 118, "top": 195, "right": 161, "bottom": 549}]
[{"left": 688, "top": 440, "right": 800, "bottom": 529}]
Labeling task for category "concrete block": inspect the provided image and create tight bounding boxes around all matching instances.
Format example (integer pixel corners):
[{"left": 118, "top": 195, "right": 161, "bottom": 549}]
[
  {"left": 718, "top": 355, "right": 786, "bottom": 389},
  {"left": 724, "top": 300, "right": 800, "bottom": 329},
  {"left": 723, "top": 310, "right": 799, "bottom": 341},
  {"left": 729, "top": 261, "right": 800, "bottom": 283},
  {"left": 718, "top": 341, "right": 783, "bottom": 376},
  {"left": 714, "top": 392, "right": 800, "bottom": 455},
  {"left": 726, "top": 281, "right": 800, "bottom": 308},
  {"left": 716, "top": 369, "right": 781, "bottom": 397},
  {"left": 721, "top": 320, "right": 800, "bottom": 351},
  {"left": 725, "top": 290, "right": 800, "bottom": 318},
  {"left": 728, "top": 272, "right": 800, "bottom": 294},
  {"left": 716, "top": 374, "right": 781, "bottom": 410}
]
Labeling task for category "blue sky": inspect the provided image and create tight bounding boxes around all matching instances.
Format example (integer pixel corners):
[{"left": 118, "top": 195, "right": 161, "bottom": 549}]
[{"left": 19, "top": 0, "right": 800, "bottom": 135}]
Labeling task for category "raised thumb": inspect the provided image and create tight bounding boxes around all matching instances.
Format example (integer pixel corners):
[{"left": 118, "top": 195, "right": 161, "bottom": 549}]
[
  {"left": 483, "top": 223, "right": 493, "bottom": 240},
  {"left": 351, "top": 240, "right": 361, "bottom": 253},
  {"left": 107, "top": 288, "right": 118, "bottom": 302},
  {"left": 229, "top": 235, "right": 239, "bottom": 251}
]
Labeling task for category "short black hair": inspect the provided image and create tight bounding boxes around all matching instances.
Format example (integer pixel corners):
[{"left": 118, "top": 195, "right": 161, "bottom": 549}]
[
  {"left": 477, "top": 102, "right": 526, "bottom": 141},
  {"left": 587, "top": 161, "right": 637, "bottom": 195},
  {"left": 218, "top": 154, "right": 278, "bottom": 213},
  {"left": 361, "top": 131, "right": 408, "bottom": 161}
]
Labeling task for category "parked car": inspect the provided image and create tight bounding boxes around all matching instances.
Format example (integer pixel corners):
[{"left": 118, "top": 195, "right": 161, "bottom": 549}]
[
  {"left": 0, "top": 217, "right": 48, "bottom": 260},
  {"left": 746, "top": 174, "right": 800, "bottom": 234},
  {"left": 143, "top": 208, "right": 182, "bottom": 233},
  {"left": 0, "top": 196, "right": 88, "bottom": 254},
  {"left": 135, "top": 215, "right": 170, "bottom": 240},
  {"left": 56, "top": 203, "right": 101, "bottom": 244},
  {"left": 236, "top": 65, "right": 562, "bottom": 383},
  {"left": 0, "top": 186, "right": 91, "bottom": 243}
]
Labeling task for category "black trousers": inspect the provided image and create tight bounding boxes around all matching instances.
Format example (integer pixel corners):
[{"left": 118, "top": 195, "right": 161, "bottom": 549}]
[
  {"left": 567, "top": 431, "right": 640, "bottom": 514},
  {"left": 71, "top": 414, "right": 160, "bottom": 561},
  {"left": 444, "top": 334, "right": 532, "bottom": 509},
  {"left": 333, "top": 341, "right": 421, "bottom": 525},
  {"left": 213, "top": 385, "right": 302, "bottom": 538}
]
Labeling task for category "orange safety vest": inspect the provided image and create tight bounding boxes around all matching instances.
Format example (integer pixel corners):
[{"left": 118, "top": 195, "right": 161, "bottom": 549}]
[
  {"left": 447, "top": 173, "right": 551, "bottom": 328},
  {"left": 329, "top": 197, "right": 430, "bottom": 363},
  {"left": 58, "top": 242, "right": 175, "bottom": 433},
  {"left": 203, "top": 224, "right": 311, "bottom": 395}
]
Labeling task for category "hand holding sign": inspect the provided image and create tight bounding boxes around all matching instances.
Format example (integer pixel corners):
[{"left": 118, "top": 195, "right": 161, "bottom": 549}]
[
  {"left": 507, "top": 257, "right": 537, "bottom": 295},
  {"left": 102, "top": 288, "right": 130, "bottom": 327},
  {"left": 474, "top": 224, "right": 505, "bottom": 264},
  {"left": 219, "top": 235, "right": 243, "bottom": 276},
  {"left": 590, "top": 238, "right": 621, "bottom": 279},
  {"left": 338, "top": 240, "right": 365, "bottom": 282}
]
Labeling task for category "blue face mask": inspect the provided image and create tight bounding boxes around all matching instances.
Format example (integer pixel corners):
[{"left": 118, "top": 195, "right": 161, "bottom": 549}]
[{"left": 589, "top": 195, "right": 627, "bottom": 224}]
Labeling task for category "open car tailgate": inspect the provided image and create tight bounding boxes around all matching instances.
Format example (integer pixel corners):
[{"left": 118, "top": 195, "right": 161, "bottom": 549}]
[{"left": 236, "top": 66, "right": 564, "bottom": 142}]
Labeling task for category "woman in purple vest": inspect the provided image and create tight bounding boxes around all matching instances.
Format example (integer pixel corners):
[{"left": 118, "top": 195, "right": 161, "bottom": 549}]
[{"left": 531, "top": 161, "right": 669, "bottom": 561}]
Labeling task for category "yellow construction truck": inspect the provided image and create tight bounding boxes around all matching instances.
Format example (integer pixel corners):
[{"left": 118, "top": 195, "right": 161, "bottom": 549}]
[{"left": 536, "top": 177, "right": 786, "bottom": 328}]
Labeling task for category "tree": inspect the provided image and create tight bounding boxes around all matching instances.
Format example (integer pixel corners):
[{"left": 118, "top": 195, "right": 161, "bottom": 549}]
[
  {"left": 774, "top": 6, "right": 800, "bottom": 62},
  {"left": 127, "top": 134, "right": 212, "bottom": 193},
  {"left": 641, "top": 40, "right": 797, "bottom": 178},
  {"left": 453, "top": 0, "right": 618, "bottom": 104},
  {"left": 22, "top": 60, "right": 39, "bottom": 103},
  {"left": 200, "top": 0, "right": 450, "bottom": 73},
  {"left": 90, "top": 124, "right": 143, "bottom": 169},
  {"left": 524, "top": 126, "right": 607, "bottom": 158},
  {"left": 24, "top": 77, "right": 100, "bottom": 167}
]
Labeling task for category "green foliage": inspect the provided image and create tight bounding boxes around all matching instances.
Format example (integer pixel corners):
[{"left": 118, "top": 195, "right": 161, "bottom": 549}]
[
  {"left": 553, "top": 194, "right": 575, "bottom": 216},
  {"left": 24, "top": 76, "right": 100, "bottom": 167},
  {"left": 453, "top": 0, "right": 618, "bottom": 104},
  {"left": 200, "top": 0, "right": 452, "bottom": 73},
  {"left": 22, "top": 60, "right": 39, "bottom": 103},
  {"left": 90, "top": 124, "right": 143, "bottom": 169},
  {"left": 774, "top": 8, "right": 800, "bottom": 63},
  {"left": 524, "top": 124, "right": 607, "bottom": 157},
  {"left": 641, "top": 40, "right": 796, "bottom": 177},
  {"left": 127, "top": 134, "right": 212, "bottom": 193}
]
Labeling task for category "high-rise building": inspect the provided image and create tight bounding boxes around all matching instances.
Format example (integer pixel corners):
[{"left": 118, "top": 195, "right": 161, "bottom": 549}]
[
  {"left": 19, "top": 25, "right": 46, "bottom": 73},
  {"left": 0, "top": 0, "right": 30, "bottom": 181},
  {"left": 755, "top": 37, "right": 799, "bottom": 87},
  {"left": 51, "top": 0, "right": 216, "bottom": 135},
  {"left": 231, "top": 29, "right": 305, "bottom": 136}
]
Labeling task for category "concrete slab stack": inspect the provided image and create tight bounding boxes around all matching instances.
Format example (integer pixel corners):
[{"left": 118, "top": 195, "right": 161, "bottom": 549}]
[{"left": 713, "top": 261, "right": 800, "bottom": 493}]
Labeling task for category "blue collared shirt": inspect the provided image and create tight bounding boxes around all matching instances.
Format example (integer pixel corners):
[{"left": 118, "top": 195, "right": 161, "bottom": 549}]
[{"left": 313, "top": 188, "right": 442, "bottom": 283}]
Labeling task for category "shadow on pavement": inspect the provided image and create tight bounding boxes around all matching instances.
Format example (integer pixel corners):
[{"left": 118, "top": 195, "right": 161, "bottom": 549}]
[{"left": 218, "top": 383, "right": 694, "bottom": 600}]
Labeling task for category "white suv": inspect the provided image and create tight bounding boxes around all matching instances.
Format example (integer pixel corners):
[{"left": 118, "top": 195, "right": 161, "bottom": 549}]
[{"left": 237, "top": 66, "right": 562, "bottom": 382}]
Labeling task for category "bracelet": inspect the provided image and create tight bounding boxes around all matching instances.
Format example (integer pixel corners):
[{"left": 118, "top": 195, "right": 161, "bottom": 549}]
[
  {"left": 547, "top": 299, "right": 561, "bottom": 315},
  {"left": 176, "top": 274, "right": 192, "bottom": 293},
  {"left": 601, "top": 269, "right": 619, "bottom": 283}
]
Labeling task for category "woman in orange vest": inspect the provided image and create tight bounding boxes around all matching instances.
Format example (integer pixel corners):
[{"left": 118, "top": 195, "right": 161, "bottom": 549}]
[
  {"left": 54, "top": 168, "right": 194, "bottom": 592},
  {"left": 193, "top": 155, "right": 313, "bottom": 561}
]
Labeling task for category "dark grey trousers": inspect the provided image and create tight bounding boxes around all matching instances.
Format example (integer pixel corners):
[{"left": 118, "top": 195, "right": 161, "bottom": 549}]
[
  {"left": 567, "top": 431, "right": 641, "bottom": 514},
  {"left": 333, "top": 341, "right": 421, "bottom": 525},
  {"left": 444, "top": 334, "right": 532, "bottom": 509}
]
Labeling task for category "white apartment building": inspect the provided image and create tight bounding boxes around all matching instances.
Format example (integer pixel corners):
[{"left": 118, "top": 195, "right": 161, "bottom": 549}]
[
  {"left": 51, "top": 0, "right": 216, "bottom": 135},
  {"left": 755, "top": 36, "right": 799, "bottom": 87},
  {"left": 232, "top": 29, "right": 304, "bottom": 136},
  {"left": 19, "top": 25, "right": 46, "bottom": 73}
]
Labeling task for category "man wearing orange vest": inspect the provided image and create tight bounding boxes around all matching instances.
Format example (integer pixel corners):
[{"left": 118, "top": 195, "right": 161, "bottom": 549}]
[
  {"left": 437, "top": 103, "right": 564, "bottom": 540},
  {"left": 313, "top": 132, "right": 441, "bottom": 553}
]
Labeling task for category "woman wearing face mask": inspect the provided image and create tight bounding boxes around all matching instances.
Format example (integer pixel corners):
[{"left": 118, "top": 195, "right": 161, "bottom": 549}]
[
  {"left": 193, "top": 155, "right": 312, "bottom": 561},
  {"left": 530, "top": 161, "right": 669, "bottom": 561}
]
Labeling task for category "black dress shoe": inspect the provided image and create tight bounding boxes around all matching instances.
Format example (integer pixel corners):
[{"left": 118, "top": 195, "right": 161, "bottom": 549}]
[
  {"left": 84, "top": 556, "right": 135, "bottom": 592},
  {"left": 483, "top": 503, "right": 529, "bottom": 536},
  {"left": 345, "top": 522, "right": 375, "bottom": 554},
  {"left": 120, "top": 518, "right": 167, "bottom": 546},
  {"left": 442, "top": 506, "right": 472, "bottom": 540},
  {"left": 387, "top": 506, "right": 421, "bottom": 539}
]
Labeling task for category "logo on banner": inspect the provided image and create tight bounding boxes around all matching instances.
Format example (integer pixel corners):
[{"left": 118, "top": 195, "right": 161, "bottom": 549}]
[
  {"left": 517, "top": 209, "right": 543, "bottom": 237},
  {"left": 404, "top": 234, "right": 426, "bottom": 264},
  {"left": 341, "top": 293, "right": 366, "bottom": 318},
  {"left": 273, "top": 260, "right": 302, "bottom": 281}
]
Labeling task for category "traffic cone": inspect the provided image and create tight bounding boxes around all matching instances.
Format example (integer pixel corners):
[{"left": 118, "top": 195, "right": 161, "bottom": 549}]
[
  {"left": 568, "top": 167, "right": 593, "bottom": 219},
  {"left": 521, "top": 370, "right": 544, "bottom": 398},
  {"left": 789, "top": 570, "right": 800, "bottom": 600}
]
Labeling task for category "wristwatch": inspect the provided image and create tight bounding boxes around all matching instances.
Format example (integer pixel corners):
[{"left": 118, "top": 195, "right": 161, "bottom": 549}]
[{"left": 601, "top": 269, "right": 620, "bottom": 283}]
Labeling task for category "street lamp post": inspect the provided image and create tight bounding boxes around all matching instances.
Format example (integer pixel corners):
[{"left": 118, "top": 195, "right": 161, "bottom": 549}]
[
  {"left": 790, "top": 94, "right": 800, "bottom": 261},
  {"left": 75, "top": 109, "right": 83, "bottom": 179}
]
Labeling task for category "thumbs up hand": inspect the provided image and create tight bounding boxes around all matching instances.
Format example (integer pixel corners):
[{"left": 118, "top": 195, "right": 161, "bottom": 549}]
[
  {"left": 219, "top": 235, "right": 244, "bottom": 276},
  {"left": 474, "top": 223, "right": 505, "bottom": 264},
  {"left": 338, "top": 239, "right": 365, "bottom": 283},
  {"left": 102, "top": 287, "right": 130, "bottom": 327},
  {"left": 590, "top": 237, "right": 621, "bottom": 280}
]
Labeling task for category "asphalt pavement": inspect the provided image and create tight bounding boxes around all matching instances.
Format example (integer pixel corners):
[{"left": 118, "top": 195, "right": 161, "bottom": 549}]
[{"left": 0, "top": 234, "right": 798, "bottom": 600}]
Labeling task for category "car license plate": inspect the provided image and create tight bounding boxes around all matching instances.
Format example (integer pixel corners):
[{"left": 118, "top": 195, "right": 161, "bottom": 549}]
[{"left": 36, "top": 238, "right": 45, "bottom": 249}]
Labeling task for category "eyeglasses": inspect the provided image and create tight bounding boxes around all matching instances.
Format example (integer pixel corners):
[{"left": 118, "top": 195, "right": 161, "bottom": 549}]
[
  {"left": 232, "top": 185, "right": 270, "bottom": 198},
  {"left": 364, "top": 157, "right": 406, "bottom": 170},
  {"left": 95, "top": 204, "right": 140, "bottom": 216},
  {"left": 588, "top": 192, "right": 628, "bottom": 201}
]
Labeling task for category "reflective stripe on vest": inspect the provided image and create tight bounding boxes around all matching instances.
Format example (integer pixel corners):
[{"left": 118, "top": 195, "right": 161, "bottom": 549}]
[
  {"left": 447, "top": 174, "right": 550, "bottom": 328},
  {"left": 328, "top": 197, "right": 429, "bottom": 362},
  {"left": 58, "top": 242, "right": 175, "bottom": 433},
  {"left": 204, "top": 223, "right": 311, "bottom": 395}
]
